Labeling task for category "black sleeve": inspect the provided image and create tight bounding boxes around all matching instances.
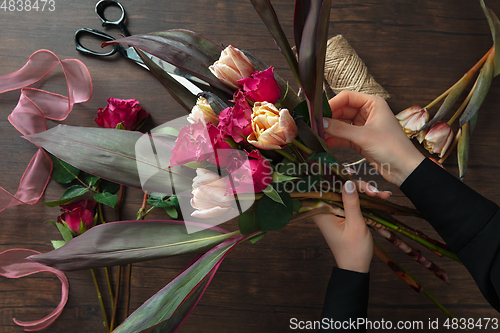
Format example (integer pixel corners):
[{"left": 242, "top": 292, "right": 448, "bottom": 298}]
[
  {"left": 400, "top": 158, "right": 500, "bottom": 311},
  {"left": 318, "top": 267, "right": 369, "bottom": 332}
]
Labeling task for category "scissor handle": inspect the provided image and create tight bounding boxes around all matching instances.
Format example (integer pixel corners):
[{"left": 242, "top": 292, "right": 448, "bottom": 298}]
[
  {"left": 75, "top": 28, "right": 123, "bottom": 57},
  {"left": 95, "top": 0, "right": 131, "bottom": 36}
]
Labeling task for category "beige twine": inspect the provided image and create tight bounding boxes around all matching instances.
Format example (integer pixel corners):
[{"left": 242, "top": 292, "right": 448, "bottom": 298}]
[{"left": 324, "top": 35, "right": 390, "bottom": 99}]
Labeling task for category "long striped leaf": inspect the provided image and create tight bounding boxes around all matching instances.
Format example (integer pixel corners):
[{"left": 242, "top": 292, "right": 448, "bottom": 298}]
[
  {"left": 112, "top": 234, "right": 246, "bottom": 333},
  {"left": 103, "top": 30, "right": 232, "bottom": 94},
  {"left": 29, "top": 220, "right": 236, "bottom": 271},
  {"left": 24, "top": 125, "right": 194, "bottom": 194},
  {"left": 480, "top": 0, "right": 500, "bottom": 76}
]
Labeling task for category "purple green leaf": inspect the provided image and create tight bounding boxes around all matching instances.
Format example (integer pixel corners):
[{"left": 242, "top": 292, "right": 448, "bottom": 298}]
[
  {"left": 112, "top": 234, "right": 247, "bottom": 333},
  {"left": 24, "top": 125, "right": 194, "bottom": 194},
  {"left": 480, "top": 0, "right": 500, "bottom": 77},
  {"left": 103, "top": 30, "right": 232, "bottom": 94},
  {"left": 459, "top": 52, "right": 494, "bottom": 127},
  {"left": 29, "top": 220, "right": 237, "bottom": 271},
  {"left": 249, "top": 0, "right": 300, "bottom": 85}
]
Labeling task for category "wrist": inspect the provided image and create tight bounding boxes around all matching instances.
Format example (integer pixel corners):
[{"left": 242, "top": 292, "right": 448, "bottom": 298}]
[{"left": 392, "top": 148, "right": 425, "bottom": 187}]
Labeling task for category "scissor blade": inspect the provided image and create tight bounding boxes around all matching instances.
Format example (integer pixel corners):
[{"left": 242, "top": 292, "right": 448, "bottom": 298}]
[{"left": 124, "top": 48, "right": 204, "bottom": 96}]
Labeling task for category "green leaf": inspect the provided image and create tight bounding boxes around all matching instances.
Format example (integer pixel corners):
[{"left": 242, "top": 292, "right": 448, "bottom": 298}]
[
  {"left": 48, "top": 153, "right": 80, "bottom": 184},
  {"left": 29, "top": 220, "right": 236, "bottom": 271},
  {"left": 272, "top": 172, "right": 300, "bottom": 183},
  {"left": 100, "top": 180, "right": 121, "bottom": 194},
  {"left": 82, "top": 172, "right": 100, "bottom": 187},
  {"left": 115, "top": 123, "right": 126, "bottom": 130},
  {"left": 277, "top": 158, "right": 301, "bottom": 176},
  {"left": 25, "top": 125, "right": 194, "bottom": 195},
  {"left": 249, "top": 233, "right": 266, "bottom": 244},
  {"left": 262, "top": 185, "right": 285, "bottom": 205},
  {"left": 480, "top": 0, "right": 500, "bottom": 76},
  {"left": 238, "top": 212, "right": 261, "bottom": 235},
  {"left": 94, "top": 192, "right": 119, "bottom": 208},
  {"left": 51, "top": 240, "right": 67, "bottom": 250},
  {"left": 308, "top": 151, "right": 339, "bottom": 168},
  {"left": 249, "top": 0, "right": 300, "bottom": 85},
  {"left": 111, "top": 235, "right": 243, "bottom": 333},
  {"left": 151, "top": 126, "right": 180, "bottom": 137},
  {"left": 44, "top": 185, "right": 89, "bottom": 207},
  {"left": 322, "top": 91, "right": 332, "bottom": 118},
  {"left": 459, "top": 52, "right": 494, "bottom": 127},
  {"left": 55, "top": 222, "right": 74, "bottom": 243},
  {"left": 294, "top": 99, "right": 310, "bottom": 125},
  {"left": 257, "top": 190, "right": 294, "bottom": 231},
  {"left": 292, "top": 200, "right": 302, "bottom": 213},
  {"left": 165, "top": 206, "right": 178, "bottom": 219}
]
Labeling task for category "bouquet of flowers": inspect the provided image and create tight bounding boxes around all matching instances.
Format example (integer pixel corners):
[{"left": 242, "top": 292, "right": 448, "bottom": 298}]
[{"left": 2, "top": 0, "right": 500, "bottom": 332}]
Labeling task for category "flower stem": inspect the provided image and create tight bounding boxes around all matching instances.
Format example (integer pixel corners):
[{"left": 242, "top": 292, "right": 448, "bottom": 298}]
[
  {"left": 292, "top": 139, "right": 314, "bottom": 155},
  {"left": 274, "top": 148, "right": 299, "bottom": 163},
  {"left": 447, "top": 78, "right": 478, "bottom": 126},
  {"left": 90, "top": 269, "right": 110, "bottom": 331},
  {"left": 109, "top": 266, "right": 122, "bottom": 332}
]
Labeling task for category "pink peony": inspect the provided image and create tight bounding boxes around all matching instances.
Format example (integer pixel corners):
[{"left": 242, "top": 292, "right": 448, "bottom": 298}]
[
  {"left": 170, "top": 120, "right": 214, "bottom": 166},
  {"left": 218, "top": 91, "right": 253, "bottom": 143},
  {"left": 238, "top": 67, "right": 281, "bottom": 104},
  {"left": 95, "top": 98, "right": 150, "bottom": 130},
  {"left": 57, "top": 200, "right": 97, "bottom": 235}
]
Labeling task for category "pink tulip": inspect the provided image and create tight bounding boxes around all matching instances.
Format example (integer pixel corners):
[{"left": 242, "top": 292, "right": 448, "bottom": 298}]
[
  {"left": 423, "top": 121, "right": 454, "bottom": 158},
  {"left": 187, "top": 97, "right": 219, "bottom": 126},
  {"left": 190, "top": 168, "right": 236, "bottom": 218},
  {"left": 209, "top": 45, "right": 255, "bottom": 90},
  {"left": 170, "top": 120, "right": 214, "bottom": 166},
  {"left": 238, "top": 67, "right": 281, "bottom": 104},
  {"left": 57, "top": 200, "right": 97, "bottom": 235},
  {"left": 95, "top": 98, "right": 150, "bottom": 130},
  {"left": 395, "top": 106, "right": 429, "bottom": 142},
  {"left": 247, "top": 102, "right": 298, "bottom": 150}
]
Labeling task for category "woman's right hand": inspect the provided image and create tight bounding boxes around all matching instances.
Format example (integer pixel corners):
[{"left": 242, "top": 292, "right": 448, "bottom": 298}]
[{"left": 323, "top": 90, "right": 425, "bottom": 187}]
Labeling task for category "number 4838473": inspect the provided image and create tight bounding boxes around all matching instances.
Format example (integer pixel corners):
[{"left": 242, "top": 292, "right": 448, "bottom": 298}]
[{"left": 1, "top": 0, "right": 55, "bottom": 11}]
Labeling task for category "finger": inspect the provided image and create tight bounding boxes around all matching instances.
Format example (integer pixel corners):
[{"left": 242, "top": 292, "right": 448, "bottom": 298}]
[
  {"left": 323, "top": 118, "right": 361, "bottom": 143},
  {"left": 328, "top": 90, "right": 376, "bottom": 115},
  {"left": 331, "top": 106, "right": 368, "bottom": 125},
  {"left": 355, "top": 180, "right": 392, "bottom": 199},
  {"left": 342, "top": 180, "right": 365, "bottom": 227},
  {"left": 312, "top": 213, "right": 344, "bottom": 233}
]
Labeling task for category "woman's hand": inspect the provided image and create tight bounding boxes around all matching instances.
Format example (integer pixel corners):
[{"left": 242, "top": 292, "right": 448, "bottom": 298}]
[
  {"left": 323, "top": 90, "right": 425, "bottom": 186},
  {"left": 312, "top": 180, "right": 373, "bottom": 273}
]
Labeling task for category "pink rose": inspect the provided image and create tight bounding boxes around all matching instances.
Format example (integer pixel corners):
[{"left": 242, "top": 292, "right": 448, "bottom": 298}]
[
  {"left": 218, "top": 91, "right": 253, "bottom": 143},
  {"left": 95, "top": 98, "right": 150, "bottom": 130},
  {"left": 225, "top": 149, "right": 273, "bottom": 194},
  {"left": 238, "top": 67, "right": 281, "bottom": 104},
  {"left": 57, "top": 200, "right": 97, "bottom": 235},
  {"left": 170, "top": 120, "right": 214, "bottom": 166},
  {"left": 206, "top": 123, "right": 233, "bottom": 167}
]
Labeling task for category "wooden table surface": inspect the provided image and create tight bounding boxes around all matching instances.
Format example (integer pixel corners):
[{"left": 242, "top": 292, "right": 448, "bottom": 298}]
[{"left": 1, "top": 1, "right": 500, "bottom": 332}]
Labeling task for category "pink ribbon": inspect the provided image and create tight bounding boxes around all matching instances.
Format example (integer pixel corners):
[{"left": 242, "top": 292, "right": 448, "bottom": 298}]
[
  {"left": 0, "top": 49, "right": 92, "bottom": 213},
  {"left": 0, "top": 249, "right": 69, "bottom": 331}
]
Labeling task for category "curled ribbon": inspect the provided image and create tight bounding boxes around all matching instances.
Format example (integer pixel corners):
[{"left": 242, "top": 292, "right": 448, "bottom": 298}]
[
  {"left": 0, "top": 249, "right": 69, "bottom": 331},
  {"left": 0, "top": 49, "right": 92, "bottom": 213}
]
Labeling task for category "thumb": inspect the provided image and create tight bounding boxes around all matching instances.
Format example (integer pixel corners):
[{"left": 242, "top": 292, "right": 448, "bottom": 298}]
[
  {"left": 323, "top": 118, "right": 361, "bottom": 145},
  {"left": 341, "top": 180, "right": 365, "bottom": 227}
]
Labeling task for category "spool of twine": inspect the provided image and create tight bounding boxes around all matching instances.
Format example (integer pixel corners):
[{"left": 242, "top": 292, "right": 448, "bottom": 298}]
[{"left": 324, "top": 35, "right": 390, "bottom": 99}]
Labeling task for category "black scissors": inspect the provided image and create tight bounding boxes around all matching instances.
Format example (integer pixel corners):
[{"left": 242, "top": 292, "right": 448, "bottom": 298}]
[{"left": 74, "top": 0, "right": 147, "bottom": 68}]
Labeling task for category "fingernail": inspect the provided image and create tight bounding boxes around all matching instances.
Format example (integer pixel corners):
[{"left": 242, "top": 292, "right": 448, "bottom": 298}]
[
  {"left": 368, "top": 185, "right": 379, "bottom": 193},
  {"left": 344, "top": 166, "right": 356, "bottom": 175},
  {"left": 323, "top": 118, "right": 329, "bottom": 128},
  {"left": 344, "top": 180, "right": 356, "bottom": 195},
  {"left": 384, "top": 191, "right": 392, "bottom": 195}
]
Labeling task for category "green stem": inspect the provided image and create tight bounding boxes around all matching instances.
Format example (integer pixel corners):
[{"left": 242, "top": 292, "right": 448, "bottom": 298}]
[
  {"left": 274, "top": 148, "right": 299, "bottom": 163},
  {"left": 291, "top": 139, "right": 314, "bottom": 155},
  {"left": 91, "top": 269, "right": 110, "bottom": 331},
  {"left": 447, "top": 79, "right": 477, "bottom": 126},
  {"left": 109, "top": 266, "right": 121, "bottom": 332}
]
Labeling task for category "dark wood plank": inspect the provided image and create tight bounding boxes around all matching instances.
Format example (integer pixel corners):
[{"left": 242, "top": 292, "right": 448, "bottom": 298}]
[{"left": 1, "top": 0, "right": 500, "bottom": 332}]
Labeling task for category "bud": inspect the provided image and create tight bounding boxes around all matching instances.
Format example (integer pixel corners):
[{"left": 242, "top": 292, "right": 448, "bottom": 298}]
[
  {"left": 395, "top": 106, "right": 429, "bottom": 142},
  {"left": 187, "top": 97, "right": 219, "bottom": 126},
  {"left": 247, "top": 102, "right": 298, "bottom": 150},
  {"left": 190, "top": 168, "right": 236, "bottom": 218},
  {"left": 422, "top": 121, "right": 453, "bottom": 158},
  {"left": 209, "top": 45, "right": 255, "bottom": 90},
  {"left": 57, "top": 200, "right": 97, "bottom": 235}
]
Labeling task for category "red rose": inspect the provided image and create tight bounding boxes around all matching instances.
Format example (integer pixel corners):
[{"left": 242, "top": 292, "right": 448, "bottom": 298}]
[
  {"left": 57, "top": 200, "right": 97, "bottom": 235},
  {"left": 95, "top": 98, "right": 150, "bottom": 130},
  {"left": 225, "top": 149, "right": 273, "bottom": 194},
  {"left": 238, "top": 67, "right": 281, "bottom": 104},
  {"left": 217, "top": 91, "right": 253, "bottom": 143}
]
